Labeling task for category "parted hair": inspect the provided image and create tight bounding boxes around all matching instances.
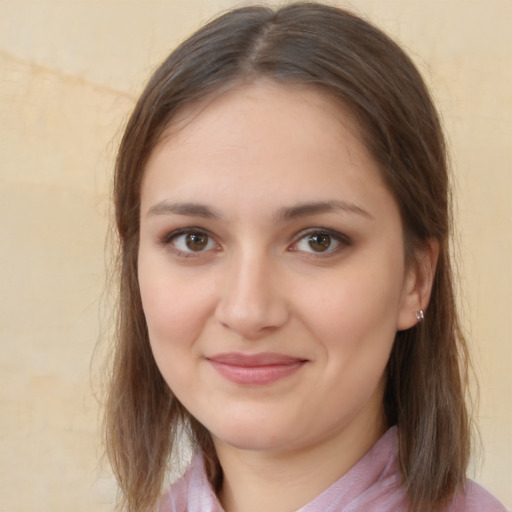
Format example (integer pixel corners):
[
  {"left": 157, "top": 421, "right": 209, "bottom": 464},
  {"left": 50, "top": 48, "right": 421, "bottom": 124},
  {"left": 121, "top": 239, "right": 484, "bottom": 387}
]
[{"left": 106, "top": 3, "right": 471, "bottom": 511}]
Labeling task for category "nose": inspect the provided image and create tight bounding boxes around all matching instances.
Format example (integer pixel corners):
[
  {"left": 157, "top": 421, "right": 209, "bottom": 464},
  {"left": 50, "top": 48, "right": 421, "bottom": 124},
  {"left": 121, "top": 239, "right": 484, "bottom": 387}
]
[{"left": 214, "top": 250, "right": 290, "bottom": 339}]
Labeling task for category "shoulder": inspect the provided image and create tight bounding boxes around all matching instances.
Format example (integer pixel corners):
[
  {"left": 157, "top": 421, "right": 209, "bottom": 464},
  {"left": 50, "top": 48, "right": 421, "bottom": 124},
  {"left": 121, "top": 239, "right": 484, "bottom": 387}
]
[
  {"left": 159, "top": 453, "right": 223, "bottom": 512},
  {"left": 447, "top": 479, "right": 508, "bottom": 512},
  {"left": 158, "top": 466, "right": 191, "bottom": 512}
]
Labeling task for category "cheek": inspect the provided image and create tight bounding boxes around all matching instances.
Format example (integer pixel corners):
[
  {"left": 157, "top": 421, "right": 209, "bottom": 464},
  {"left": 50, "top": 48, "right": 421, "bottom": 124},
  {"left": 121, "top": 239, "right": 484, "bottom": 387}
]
[
  {"left": 137, "top": 254, "right": 216, "bottom": 366},
  {"left": 299, "top": 271, "right": 400, "bottom": 420},
  {"left": 296, "top": 255, "right": 404, "bottom": 376},
  {"left": 138, "top": 273, "right": 213, "bottom": 405},
  {"left": 304, "top": 271, "right": 402, "bottom": 341}
]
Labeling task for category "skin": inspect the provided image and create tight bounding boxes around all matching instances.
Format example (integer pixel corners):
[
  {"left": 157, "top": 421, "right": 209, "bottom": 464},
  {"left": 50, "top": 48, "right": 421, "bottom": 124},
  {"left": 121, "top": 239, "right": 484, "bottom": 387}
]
[{"left": 138, "top": 82, "right": 436, "bottom": 512}]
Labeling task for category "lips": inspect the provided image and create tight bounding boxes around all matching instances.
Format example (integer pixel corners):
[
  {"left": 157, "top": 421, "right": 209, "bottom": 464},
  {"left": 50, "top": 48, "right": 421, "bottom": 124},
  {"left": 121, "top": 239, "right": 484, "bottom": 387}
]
[{"left": 206, "top": 352, "right": 307, "bottom": 385}]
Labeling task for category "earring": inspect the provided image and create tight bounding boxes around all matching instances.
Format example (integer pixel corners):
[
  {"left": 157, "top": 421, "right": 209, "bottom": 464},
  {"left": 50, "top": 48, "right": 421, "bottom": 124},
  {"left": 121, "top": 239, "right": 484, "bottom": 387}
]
[{"left": 415, "top": 309, "right": 425, "bottom": 321}]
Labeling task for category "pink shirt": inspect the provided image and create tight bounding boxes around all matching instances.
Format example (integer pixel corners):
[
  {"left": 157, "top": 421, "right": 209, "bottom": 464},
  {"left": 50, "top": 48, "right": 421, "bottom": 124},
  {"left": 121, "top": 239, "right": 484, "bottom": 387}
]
[{"left": 160, "top": 427, "right": 507, "bottom": 511}]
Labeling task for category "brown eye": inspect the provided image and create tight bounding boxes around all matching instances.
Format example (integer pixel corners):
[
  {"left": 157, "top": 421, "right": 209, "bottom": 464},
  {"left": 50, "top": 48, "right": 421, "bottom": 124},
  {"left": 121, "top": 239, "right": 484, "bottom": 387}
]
[
  {"left": 185, "top": 232, "right": 209, "bottom": 251},
  {"left": 292, "top": 229, "right": 348, "bottom": 256},
  {"left": 308, "top": 233, "right": 332, "bottom": 252},
  {"left": 168, "top": 230, "right": 216, "bottom": 254}
]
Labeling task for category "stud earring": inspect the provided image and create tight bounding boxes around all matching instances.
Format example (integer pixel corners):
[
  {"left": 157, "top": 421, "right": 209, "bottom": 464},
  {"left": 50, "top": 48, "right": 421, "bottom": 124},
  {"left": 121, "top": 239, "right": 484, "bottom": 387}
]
[{"left": 415, "top": 309, "right": 425, "bottom": 321}]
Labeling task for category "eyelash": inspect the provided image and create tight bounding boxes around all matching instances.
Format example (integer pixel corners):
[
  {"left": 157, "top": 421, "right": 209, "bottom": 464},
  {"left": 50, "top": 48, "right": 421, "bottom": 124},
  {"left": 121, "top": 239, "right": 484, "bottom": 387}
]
[
  {"left": 158, "top": 227, "right": 351, "bottom": 258},
  {"left": 290, "top": 228, "right": 352, "bottom": 257},
  {"left": 159, "top": 228, "right": 220, "bottom": 258}
]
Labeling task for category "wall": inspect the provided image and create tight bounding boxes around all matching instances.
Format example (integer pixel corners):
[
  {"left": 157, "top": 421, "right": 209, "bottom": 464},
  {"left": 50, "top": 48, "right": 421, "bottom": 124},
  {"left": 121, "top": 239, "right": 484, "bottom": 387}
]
[{"left": 0, "top": 1, "right": 510, "bottom": 510}]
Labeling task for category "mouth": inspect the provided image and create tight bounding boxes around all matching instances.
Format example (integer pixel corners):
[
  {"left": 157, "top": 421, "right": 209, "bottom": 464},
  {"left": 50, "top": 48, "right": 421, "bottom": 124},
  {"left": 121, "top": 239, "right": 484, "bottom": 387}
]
[{"left": 206, "top": 352, "right": 308, "bottom": 385}]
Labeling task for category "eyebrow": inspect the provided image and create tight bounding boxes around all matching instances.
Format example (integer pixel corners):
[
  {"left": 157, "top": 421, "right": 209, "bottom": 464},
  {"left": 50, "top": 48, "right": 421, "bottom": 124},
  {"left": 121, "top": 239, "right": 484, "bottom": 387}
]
[
  {"left": 146, "top": 201, "right": 222, "bottom": 219},
  {"left": 146, "top": 199, "right": 372, "bottom": 221},
  {"left": 276, "top": 200, "right": 373, "bottom": 221}
]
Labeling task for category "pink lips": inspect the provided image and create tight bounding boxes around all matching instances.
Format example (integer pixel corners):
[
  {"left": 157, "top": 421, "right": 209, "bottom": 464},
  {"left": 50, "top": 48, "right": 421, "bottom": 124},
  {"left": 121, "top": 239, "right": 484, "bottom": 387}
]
[{"left": 207, "top": 352, "right": 307, "bottom": 385}]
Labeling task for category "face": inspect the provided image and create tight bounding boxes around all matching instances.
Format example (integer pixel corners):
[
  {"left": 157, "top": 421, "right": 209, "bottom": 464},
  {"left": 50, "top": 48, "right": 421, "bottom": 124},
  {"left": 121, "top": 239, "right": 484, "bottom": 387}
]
[{"left": 138, "top": 82, "right": 421, "bottom": 457}]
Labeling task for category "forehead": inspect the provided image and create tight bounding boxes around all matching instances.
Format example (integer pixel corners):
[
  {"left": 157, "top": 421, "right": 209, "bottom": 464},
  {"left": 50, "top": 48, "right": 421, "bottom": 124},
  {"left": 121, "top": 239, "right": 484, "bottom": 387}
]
[
  {"left": 140, "top": 81, "right": 392, "bottom": 219},
  {"left": 158, "top": 80, "right": 363, "bottom": 152}
]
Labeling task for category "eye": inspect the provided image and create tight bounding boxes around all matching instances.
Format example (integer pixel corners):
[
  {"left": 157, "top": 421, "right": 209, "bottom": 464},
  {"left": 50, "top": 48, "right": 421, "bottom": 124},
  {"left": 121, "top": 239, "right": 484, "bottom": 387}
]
[
  {"left": 291, "top": 229, "right": 350, "bottom": 254},
  {"left": 166, "top": 229, "right": 218, "bottom": 254}
]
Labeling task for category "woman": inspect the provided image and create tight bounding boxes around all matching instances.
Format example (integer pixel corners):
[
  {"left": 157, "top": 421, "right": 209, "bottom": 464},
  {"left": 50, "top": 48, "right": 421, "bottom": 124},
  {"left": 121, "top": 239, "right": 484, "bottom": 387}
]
[{"left": 105, "top": 3, "right": 507, "bottom": 511}]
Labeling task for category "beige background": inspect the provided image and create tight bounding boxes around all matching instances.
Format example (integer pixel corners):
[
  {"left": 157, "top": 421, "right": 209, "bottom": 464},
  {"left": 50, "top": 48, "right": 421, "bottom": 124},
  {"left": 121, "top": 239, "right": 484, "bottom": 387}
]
[{"left": 0, "top": 1, "right": 510, "bottom": 511}]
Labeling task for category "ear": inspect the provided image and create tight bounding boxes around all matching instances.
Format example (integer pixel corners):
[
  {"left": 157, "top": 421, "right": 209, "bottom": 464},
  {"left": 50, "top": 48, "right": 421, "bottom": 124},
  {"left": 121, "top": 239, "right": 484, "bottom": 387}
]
[{"left": 397, "top": 238, "right": 440, "bottom": 331}]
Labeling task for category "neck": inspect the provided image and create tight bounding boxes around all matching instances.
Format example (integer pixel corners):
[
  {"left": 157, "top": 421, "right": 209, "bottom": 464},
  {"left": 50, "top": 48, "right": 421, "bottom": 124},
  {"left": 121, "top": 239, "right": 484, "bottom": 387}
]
[{"left": 214, "top": 412, "right": 387, "bottom": 512}]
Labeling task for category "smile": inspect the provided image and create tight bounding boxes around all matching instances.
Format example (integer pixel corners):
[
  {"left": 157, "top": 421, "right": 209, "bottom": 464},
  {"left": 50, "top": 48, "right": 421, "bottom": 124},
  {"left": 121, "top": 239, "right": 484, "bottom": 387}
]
[{"left": 206, "top": 352, "right": 308, "bottom": 385}]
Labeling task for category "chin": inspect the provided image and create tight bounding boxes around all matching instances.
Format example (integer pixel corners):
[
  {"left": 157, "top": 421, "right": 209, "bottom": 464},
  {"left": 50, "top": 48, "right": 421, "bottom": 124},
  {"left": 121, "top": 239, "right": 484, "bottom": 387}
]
[
  {"left": 219, "top": 436, "right": 290, "bottom": 453},
  {"left": 209, "top": 420, "right": 291, "bottom": 452}
]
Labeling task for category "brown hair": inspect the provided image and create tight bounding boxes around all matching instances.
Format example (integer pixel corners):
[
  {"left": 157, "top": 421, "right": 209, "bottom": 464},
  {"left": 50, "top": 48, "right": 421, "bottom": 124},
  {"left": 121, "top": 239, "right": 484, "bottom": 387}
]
[{"left": 106, "top": 3, "right": 471, "bottom": 511}]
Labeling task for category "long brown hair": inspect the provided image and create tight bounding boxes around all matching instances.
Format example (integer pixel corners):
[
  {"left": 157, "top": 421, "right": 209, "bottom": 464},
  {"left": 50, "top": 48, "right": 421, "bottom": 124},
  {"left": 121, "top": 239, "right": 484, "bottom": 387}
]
[{"left": 106, "top": 3, "right": 471, "bottom": 511}]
